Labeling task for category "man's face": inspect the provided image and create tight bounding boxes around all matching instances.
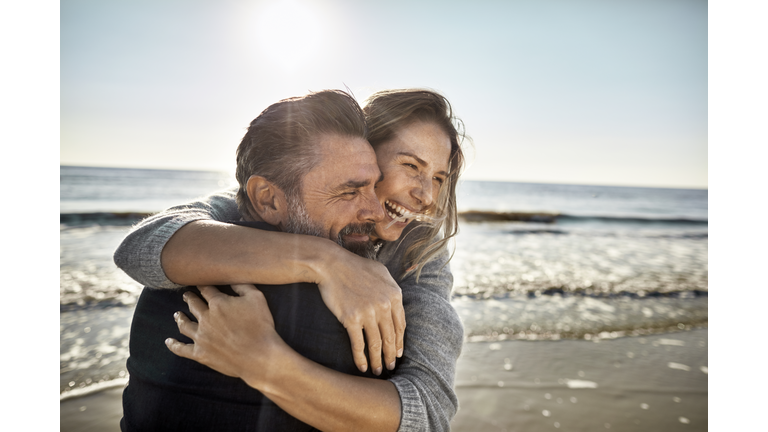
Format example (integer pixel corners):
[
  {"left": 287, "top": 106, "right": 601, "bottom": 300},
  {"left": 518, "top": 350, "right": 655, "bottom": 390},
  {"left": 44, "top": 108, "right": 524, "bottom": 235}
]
[{"left": 284, "top": 134, "right": 385, "bottom": 258}]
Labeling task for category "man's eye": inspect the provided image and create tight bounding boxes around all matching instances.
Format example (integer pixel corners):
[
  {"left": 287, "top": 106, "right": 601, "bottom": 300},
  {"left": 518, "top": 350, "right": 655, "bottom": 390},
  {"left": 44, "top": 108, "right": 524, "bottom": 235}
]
[
  {"left": 404, "top": 163, "right": 417, "bottom": 169},
  {"left": 343, "top": 191, "right": 358, "bottom": 196}
]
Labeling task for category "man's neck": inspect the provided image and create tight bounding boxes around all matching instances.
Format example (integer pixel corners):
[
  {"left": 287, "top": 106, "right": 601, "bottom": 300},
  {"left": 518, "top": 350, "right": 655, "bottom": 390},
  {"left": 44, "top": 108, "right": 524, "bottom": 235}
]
[{"left": 241, "top": 210, "right": 280, "bottom": 230}]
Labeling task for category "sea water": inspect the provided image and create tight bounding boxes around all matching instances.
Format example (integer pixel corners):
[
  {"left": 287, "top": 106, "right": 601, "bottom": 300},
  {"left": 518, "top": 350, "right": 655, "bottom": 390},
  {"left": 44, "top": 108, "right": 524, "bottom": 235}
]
[{"left": 59, "top": 166, "right": 707, "bottom": 396}]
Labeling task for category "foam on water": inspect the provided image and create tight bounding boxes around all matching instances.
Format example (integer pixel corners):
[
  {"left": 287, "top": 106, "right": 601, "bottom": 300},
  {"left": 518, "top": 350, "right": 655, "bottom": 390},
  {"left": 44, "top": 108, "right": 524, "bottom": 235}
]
[
  {"left": 667, "top": 362, "right": 691, "bottom": 371},
  {"left": 565, "top": 379, "right": 598, "bottom": 389},
  {"left": 453, "top": 294, "right": 707, "bottom": 342},
  {"left": 60, "top": 377, "right": 129, "bottom": 401},
  {"left": 452, "top": 222, "right": 707, "bottom": 298}
]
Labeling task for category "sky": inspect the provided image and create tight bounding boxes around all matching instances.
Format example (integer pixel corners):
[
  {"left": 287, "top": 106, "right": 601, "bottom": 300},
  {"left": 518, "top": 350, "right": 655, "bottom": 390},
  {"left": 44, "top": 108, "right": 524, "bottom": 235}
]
[
  {"left": 5, "top": 2, "right": 768, "bottom": 428},
  {"left": 60, "top": 0, "right": 708, "bottom": 188}
]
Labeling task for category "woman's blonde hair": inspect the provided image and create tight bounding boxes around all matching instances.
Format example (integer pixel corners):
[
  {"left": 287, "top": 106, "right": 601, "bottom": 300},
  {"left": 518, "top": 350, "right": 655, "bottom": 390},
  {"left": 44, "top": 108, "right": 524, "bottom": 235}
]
[{"left": 363, "top": 89, "right": 468, "bottom": 280}]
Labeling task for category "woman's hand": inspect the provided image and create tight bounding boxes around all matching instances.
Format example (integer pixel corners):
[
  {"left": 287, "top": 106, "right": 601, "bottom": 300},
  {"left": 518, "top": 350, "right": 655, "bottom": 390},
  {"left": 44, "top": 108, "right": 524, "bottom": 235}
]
[
  {"left": 311, "top": 248, "right": 406, "bottom": 376},
  {"left": 165, "top": 284, "right": 284, "bottom": 385},
  {"left": 167, "top": 285, "right": 402, "bottom": 432},
  {"left": 160, "top": 220, "right": 406, "bottom": 377}
]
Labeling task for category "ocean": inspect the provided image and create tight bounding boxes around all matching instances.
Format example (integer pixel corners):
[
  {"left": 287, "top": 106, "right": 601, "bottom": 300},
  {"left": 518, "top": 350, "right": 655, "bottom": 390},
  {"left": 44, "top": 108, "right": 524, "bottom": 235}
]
[{"left": 59, "top": 165, "right": 708, "bottom": 397}]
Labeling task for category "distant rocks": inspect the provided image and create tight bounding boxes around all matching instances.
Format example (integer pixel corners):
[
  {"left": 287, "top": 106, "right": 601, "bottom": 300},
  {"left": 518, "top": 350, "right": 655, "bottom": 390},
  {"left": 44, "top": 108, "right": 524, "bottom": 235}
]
[{"left": 458, "top": 211, "right": 560, "bottom": 223}]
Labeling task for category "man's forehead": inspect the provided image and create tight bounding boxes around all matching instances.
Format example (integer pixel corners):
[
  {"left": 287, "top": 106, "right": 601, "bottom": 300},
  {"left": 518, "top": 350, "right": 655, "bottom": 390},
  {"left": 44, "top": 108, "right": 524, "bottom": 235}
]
[
  {"left": 304, "top": 134, "right": 380, "bottom": 189},
  {"left": 315, "top": 134, "right": 372, "bottom": 157}
]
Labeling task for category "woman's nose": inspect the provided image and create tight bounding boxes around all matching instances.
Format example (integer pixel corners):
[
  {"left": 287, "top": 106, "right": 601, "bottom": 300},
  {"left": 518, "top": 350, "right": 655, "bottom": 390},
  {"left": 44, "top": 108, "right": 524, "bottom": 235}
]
[{"left": 412, "top": 175, "right": 434, "bottom": 208}]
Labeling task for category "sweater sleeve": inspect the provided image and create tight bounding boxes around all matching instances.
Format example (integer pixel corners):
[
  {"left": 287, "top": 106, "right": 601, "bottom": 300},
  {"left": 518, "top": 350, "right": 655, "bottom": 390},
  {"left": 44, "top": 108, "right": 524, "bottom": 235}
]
[
  {"left": 113, "top": 187, "right": 241, "bottom": 289},
  {"left": 383, "top": 240, "right": 464, "bottom": 431}
]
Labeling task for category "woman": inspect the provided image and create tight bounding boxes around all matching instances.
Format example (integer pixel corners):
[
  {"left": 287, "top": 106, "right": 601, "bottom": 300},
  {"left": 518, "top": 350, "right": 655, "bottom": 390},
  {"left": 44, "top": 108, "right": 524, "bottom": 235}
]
[{"left": 114, "top": 89, "right": 467, "bottom": 431}]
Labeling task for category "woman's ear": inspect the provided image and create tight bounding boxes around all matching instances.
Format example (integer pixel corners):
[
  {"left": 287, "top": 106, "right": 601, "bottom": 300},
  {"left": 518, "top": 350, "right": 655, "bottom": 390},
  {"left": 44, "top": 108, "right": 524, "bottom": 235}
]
[{"left": 245, "top": 176, "right": 289, "bottom": 228}]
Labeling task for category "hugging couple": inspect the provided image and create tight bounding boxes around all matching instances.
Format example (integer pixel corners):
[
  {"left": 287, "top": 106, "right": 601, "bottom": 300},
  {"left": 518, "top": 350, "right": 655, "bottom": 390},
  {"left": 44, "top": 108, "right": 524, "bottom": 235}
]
[{"left": 116, "top": 88, "right": 468, "bottom": 431}]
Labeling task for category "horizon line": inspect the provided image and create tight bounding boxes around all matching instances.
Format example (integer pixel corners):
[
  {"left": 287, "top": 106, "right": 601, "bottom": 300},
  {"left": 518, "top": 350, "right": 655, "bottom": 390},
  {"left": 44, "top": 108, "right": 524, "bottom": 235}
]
[{"left": 59, "top": 163, "right": 708, "bottom": 191}]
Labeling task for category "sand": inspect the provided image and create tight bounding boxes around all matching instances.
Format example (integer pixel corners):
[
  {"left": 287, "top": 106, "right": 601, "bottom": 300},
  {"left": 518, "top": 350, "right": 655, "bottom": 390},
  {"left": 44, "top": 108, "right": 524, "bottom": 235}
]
[
  {"left": 451, "top": 329, "right": 707, "bottom": 431},
  {"left": 61, "top": 329, "right": 707, "bottom": 431},
  {"left": 61, "top": 386, "right": 124, "bottom": 432}
]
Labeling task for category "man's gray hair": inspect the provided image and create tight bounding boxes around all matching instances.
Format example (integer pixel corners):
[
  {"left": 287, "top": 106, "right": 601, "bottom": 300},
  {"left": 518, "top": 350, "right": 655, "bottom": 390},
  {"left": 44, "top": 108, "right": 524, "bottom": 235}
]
[{"left": 235, "top": 90, "right": 368, "bottom": 219}]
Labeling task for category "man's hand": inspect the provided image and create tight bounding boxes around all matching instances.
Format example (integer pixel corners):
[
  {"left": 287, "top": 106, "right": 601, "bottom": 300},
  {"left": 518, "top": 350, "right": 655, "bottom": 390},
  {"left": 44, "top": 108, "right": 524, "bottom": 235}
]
[
  {"left": 166, "top": 284, "right": 284, "bottom": 385},
  {"left": 312, "top": 249, "right": 406, "bottom": 376}
]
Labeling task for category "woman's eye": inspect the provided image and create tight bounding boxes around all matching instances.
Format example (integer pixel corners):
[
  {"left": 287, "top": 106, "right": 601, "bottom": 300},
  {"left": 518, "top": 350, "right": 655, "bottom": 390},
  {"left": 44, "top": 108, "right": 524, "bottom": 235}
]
[{"left": 434, "top": 177, "right": 445, "bottom": 185}]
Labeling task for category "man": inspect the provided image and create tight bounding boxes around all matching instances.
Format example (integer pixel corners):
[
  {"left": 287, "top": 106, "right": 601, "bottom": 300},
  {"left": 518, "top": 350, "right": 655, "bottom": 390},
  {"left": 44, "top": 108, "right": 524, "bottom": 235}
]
[{"left": 120, "top": 90, "right": 404, "bottom": 431}]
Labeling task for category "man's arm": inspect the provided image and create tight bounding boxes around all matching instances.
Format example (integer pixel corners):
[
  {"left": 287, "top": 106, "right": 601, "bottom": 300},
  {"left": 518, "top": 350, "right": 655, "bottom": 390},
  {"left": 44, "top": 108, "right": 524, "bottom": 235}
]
[{"left": 168, "top": 284, "right": 402, "bottom": 432}]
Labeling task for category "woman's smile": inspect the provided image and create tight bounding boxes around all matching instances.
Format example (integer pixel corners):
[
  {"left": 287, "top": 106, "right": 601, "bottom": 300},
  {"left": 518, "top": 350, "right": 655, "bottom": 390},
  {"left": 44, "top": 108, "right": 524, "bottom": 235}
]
[
  {"left": 384, "top": 199, "right": 422, "bottom": 224},
  {"left": 373, "top": 121, "right": 452, "bottom": 241}
]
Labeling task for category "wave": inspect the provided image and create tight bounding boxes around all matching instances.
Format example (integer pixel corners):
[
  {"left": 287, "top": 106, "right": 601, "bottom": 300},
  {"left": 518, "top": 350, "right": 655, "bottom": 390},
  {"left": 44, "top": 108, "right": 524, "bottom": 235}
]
[
  {"left": 459, "top": 211, "right": 560, "bottom": 223},
  {"left": 453, "top": 293, "right": 708, "bottom": 343},
  {"left": 60, "top": 377, "right": 128, "bottom": 400},
  {"left": 453, "top": 288, "right": 708, "bottom": 301},
  {"left": 60, "top": 212, "right": 153, "bottom": 226},
  {"left": 60, "top": 298, "right": 136, "bottom": 312},
  {"left": 458, "top": 210, "right": 707, "bottom": 225},
  {"left": 503, "top": 229, "right": 568, "bottom": 235}
]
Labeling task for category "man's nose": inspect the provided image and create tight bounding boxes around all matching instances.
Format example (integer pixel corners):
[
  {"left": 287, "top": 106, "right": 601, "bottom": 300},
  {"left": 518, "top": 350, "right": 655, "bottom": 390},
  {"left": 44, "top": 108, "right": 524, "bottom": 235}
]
[{"left": 360, "top": 190, "right": 385, "bottom": 223}]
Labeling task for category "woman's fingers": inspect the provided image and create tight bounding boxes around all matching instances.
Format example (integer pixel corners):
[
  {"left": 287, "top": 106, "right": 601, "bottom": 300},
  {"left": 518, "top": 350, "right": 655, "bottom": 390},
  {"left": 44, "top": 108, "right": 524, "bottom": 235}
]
[
  {"left": 392, "top": 301, "right": 406, "bottom": 358},
  {"left": 363, "top": 320, "right": 384, "bottom": 375},
  {"left": 379, "top": 318, "right": 397, "bottom": 371},
  {"left": 346, "top": 326, "right": 369, "bottom": 374},
  {"left": 392, "top": 303, "right": 405, "bottom": 358}
]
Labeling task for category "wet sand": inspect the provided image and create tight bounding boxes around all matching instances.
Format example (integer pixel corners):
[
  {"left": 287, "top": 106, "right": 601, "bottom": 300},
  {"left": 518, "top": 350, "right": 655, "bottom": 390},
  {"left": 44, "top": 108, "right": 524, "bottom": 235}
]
[
  {"left": 61, "top": 329, "right": 707, "bottom": 431},
  {"left": 451, "top": 329, "right": 707, "bottom": 431}
]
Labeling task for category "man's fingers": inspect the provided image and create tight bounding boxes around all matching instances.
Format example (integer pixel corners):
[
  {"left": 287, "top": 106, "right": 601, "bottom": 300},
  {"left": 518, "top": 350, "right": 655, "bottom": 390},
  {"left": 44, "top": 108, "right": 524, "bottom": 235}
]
[
  {"left": 363, "top": 322, "right": 384, "bottom": 376},
  {"left": 174, "top": 311, "right": 198, "bottom": 338},
  {"left": 346, "top": 327, "right": 369, "bottom": 374},
  {"left": 392, "top": 304, "right": 406, "bottom": 358},
  {"left": 183, "top": 291, "right": 209, "bottom": 319},
  {"left": 229, "top": 283, "right": 258, "bottom": 297},
  {"left": 165, "top": 337, "right": 196, "bottom": 360},
  {"left": 197, "top": 285, "right": 225, "bottom": 302}
]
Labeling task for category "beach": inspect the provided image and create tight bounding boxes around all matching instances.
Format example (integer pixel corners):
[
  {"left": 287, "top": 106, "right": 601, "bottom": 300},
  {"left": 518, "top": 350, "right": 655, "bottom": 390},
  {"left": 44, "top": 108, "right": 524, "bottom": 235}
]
[
  {"left": 60, "top": 166, "right": 708, "bottom": 430},
  {"left": 61, "top": 329, "right": 707, "bottom": 431}
]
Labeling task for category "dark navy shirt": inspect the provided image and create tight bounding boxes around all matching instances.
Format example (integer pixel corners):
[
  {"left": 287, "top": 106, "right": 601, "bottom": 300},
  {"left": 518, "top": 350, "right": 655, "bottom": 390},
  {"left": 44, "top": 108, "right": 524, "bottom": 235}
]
[{"left": 120, "top": 221, "right": 383, "bottom": 431}]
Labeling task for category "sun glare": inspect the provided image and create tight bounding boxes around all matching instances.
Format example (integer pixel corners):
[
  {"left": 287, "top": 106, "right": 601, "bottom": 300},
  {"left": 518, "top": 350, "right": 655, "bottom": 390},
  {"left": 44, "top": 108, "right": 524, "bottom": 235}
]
[{"left": 255, "top": 0, "right": 324, "bottom": 71}]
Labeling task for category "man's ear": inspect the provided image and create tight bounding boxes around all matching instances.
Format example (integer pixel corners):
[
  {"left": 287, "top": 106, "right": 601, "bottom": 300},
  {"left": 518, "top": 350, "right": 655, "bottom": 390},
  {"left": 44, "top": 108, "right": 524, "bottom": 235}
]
[{"left": 245, "top": 176, "right": 289, "bottom": 228}]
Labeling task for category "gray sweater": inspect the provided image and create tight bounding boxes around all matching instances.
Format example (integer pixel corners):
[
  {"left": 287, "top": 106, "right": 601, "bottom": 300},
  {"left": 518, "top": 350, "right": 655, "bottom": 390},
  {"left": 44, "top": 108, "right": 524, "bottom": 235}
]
[{"left": 113, "top": 188, "right": 464, "bottom": 431}]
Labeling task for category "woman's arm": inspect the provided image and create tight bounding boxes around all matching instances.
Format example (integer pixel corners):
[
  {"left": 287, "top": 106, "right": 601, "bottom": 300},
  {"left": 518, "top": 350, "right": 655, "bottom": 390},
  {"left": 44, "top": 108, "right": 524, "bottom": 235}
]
[
  {"left": 114, "top": 187, "right": 406, "bottom": 375},
  {"left": 168, "top": 232, "right": 464, "bottom": 432},
  {"left": 168, "top": 284, "right": 402, "bottom": 432},
  {"left": 384, "top": 246, "right": 463, "bottom": 431},
  {"left": 113, "top": 188, "right": 241, "bottom": 288}
]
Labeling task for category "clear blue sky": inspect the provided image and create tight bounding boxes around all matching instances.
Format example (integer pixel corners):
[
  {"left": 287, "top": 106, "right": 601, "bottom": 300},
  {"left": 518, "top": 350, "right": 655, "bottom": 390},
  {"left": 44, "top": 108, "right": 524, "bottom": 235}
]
[{"left": 61, "top": 0, "right": 708, "bottom": 188}]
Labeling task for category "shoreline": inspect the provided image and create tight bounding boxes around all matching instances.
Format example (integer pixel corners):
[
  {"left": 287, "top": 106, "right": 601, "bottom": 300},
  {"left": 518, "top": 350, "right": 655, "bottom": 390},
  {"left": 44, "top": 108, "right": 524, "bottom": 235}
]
[{"left": 61, "top": 328, "right": 707, "bottom": 432}]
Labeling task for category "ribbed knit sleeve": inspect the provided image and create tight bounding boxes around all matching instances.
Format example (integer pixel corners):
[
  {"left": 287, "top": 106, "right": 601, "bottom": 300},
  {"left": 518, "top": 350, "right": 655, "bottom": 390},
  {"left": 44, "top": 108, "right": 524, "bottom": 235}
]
[
  {"left": 113, "top": 187, "right": 241, "bottom": 288},
  {"left": 379, "top": 232, "right": 464, "bottom": 431},
  {"left": 114, "top": 190, "right": 464, "bottom": 429}
]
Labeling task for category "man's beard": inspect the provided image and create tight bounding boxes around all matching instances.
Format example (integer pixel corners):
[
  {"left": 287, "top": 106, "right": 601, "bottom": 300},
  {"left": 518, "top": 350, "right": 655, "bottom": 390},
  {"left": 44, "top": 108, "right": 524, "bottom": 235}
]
[{"left": 284, "top": 195, "right": 379, "bottom": 259}]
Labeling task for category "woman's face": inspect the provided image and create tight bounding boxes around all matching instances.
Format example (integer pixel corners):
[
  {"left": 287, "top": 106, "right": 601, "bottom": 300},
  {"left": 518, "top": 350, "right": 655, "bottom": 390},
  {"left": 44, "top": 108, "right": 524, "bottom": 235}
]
[{"left": 373, "top": 121, "right": 452, "bottom": 242}]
